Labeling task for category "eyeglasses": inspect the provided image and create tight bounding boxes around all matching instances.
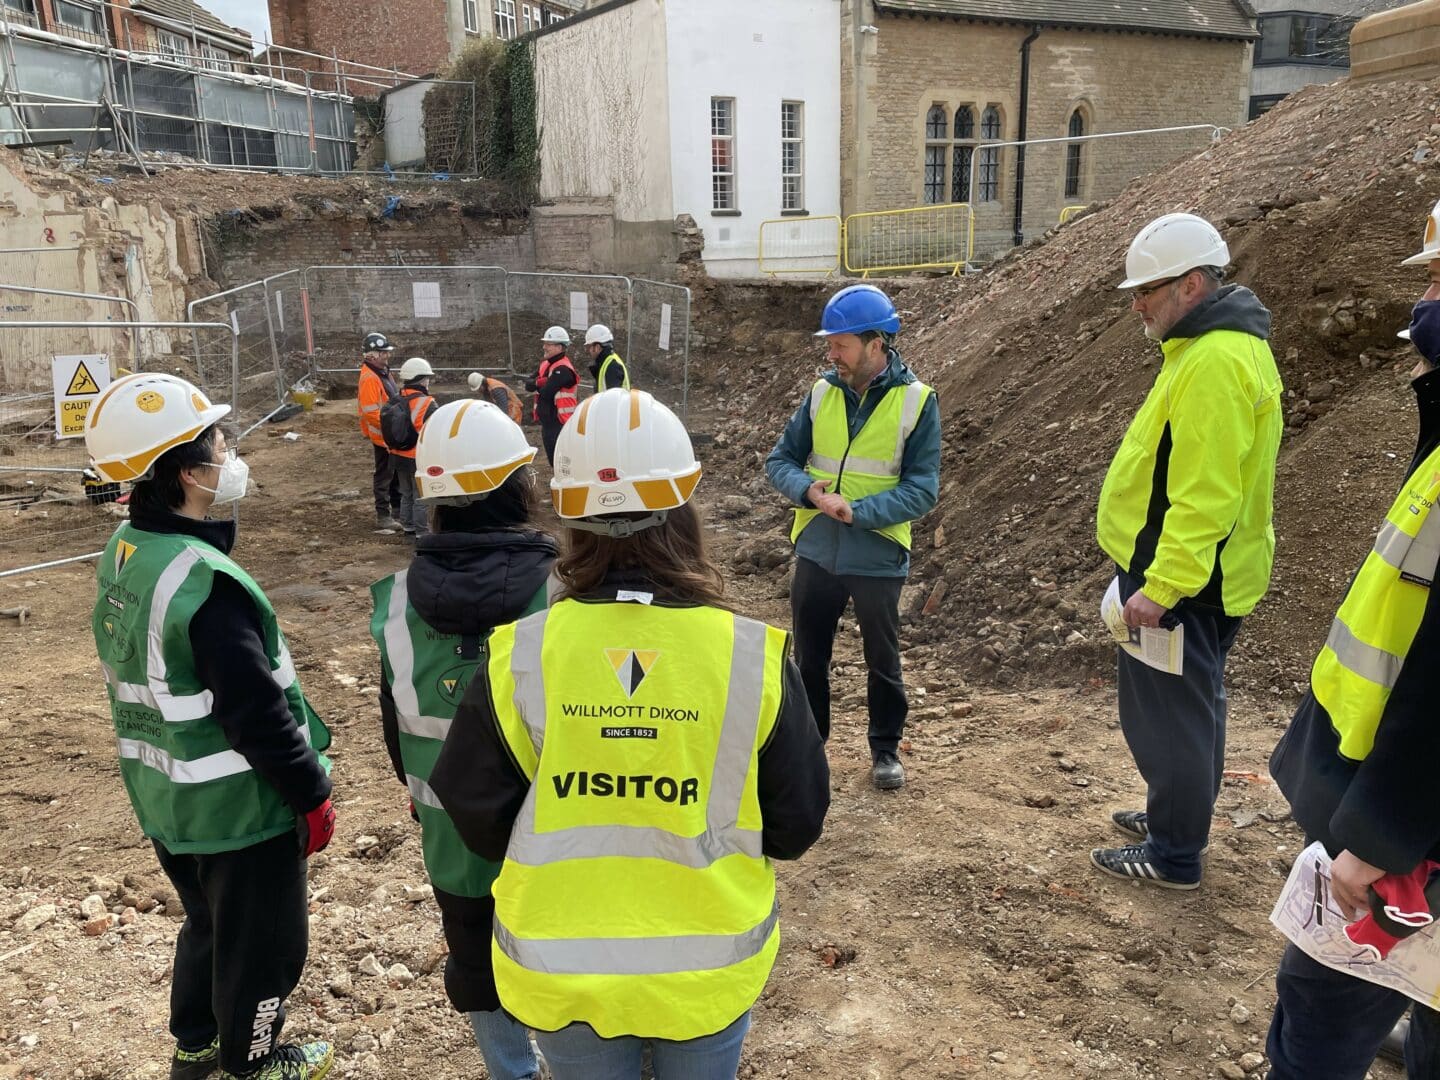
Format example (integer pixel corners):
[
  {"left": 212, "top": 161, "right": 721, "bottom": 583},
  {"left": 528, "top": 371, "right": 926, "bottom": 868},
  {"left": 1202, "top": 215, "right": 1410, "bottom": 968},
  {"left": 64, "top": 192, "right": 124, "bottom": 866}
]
[{"left": 1132, "top": 277, "right": 1179, "bottom": 301}]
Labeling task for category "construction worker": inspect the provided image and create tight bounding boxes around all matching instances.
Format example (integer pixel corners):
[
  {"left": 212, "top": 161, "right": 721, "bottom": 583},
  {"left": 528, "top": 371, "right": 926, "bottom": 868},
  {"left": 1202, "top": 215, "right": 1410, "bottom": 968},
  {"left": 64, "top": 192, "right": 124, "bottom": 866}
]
[
  {"left": 370, "top": 398, "right": 556, "bottom": 1080},
  {"left": 429, "top": 389, "right": 830, "bottom": 1079},
  {"left": 384, "top": 357, "right": 439, "bottom": 539},
  {"left": 765, "top": 284, "right": 940, "bottom": 791},
  {"left": 1091, "top": 213, "right": 1283, "bottom": 890},
  {"left": 357, "top": 331, "right": 401, "bottom": 530},
  {"left": 524, "top": 326, "right": 579, "bottom": 465},
  {"left": 467, "top": 370, "right": 525, "bottom": 423},
  {"left": 84, "top": 372, "right": 335, "bottom": 1080},
  {"left": 584, "top": 324, "right": 630, "bottom": 391},
  {"left": 1263, "top": 199, "right": 1440, "bottom": 1079}
]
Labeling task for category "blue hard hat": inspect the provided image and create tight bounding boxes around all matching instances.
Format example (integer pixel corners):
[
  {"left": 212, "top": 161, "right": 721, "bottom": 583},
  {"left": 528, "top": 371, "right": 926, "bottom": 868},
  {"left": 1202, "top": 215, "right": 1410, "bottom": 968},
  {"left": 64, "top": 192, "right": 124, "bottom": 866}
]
[{"left": 815, "top": 284, "right": 901, "bottom": 337}]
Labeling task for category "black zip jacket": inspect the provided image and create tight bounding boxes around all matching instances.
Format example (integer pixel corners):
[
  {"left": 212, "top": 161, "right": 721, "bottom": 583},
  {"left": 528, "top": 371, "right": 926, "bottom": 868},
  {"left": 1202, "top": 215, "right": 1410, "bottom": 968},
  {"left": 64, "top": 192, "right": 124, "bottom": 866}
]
[
  {"left": 129, "top": 506, "right": 331, "bottom": 817},
  {"left": 429, "top": 571, "right": 831, "bottom": 866},
  {"left": 1270, "top": 368, "right": 1440, "bottom": 872},
  {"left": 526, "top": 356, "right": 578, "bottom": 428},
  {"left": 375, "top": 526, "right": 556, "bottom": 1014},
  {"left": 377, "top": 527, "right": 558, "bottom": 787}
]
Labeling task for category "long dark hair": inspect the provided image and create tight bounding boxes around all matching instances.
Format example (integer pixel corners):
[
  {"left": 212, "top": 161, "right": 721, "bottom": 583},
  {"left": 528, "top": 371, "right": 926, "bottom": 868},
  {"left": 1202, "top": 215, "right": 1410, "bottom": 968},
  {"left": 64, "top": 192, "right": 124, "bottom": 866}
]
[{"left": 554, "top": 502, "right": 727, "bottom": 608}]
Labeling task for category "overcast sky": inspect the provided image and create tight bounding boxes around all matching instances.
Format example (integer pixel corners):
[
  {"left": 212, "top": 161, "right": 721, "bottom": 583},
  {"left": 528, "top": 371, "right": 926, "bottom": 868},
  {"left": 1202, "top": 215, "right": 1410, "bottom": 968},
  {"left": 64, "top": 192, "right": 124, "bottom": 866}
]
[{"left": 203, "top": 0, "right": 272, "bottom": 48}]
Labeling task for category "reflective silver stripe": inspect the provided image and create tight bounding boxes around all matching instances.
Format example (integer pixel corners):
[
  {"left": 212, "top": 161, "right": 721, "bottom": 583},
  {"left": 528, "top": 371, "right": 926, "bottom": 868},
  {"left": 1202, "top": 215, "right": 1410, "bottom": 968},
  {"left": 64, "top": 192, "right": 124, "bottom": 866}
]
[
  {"left": 806, "top": 452, "right": 845, "bottom": 475},
  {"left": 407, "top": 773, "right": 444, "bottom": 810},
  {"left": 117, "top": 737, "right": 253, "bottom": 783},
  {"left": 145, "top": 548, "right": 219, "bottom": 723},
  {"left": 272, "top": 643, "right": 297, "bottom": 691},
  {"left": 493, "top": 901, "right": 779, "bottom": 976},
  {"left": 893, "top": 381, "right": 927, "bottom": 465},
  {"left": 382, "top": 570, "right": 454, "bottom": 743},
  {"left": 1325, "top": 618, "right": 1405, "bottom": 690},
  {"left": 1373, "top": 520, "right": 1412, "bottom": 570},
  {"left": 807, "top": 379, "right": 829, "bottom": 421},
  {"left": 509, "top": 611, "right": 551, "bottom": 759},
  {"left": 504, "top": 616, "right": 769, "bottom": 870},
  {"left": 102, "top": 662, "right": 213, "bottom": 722},
  {"left": 359, "top": 403, "right": 381, "bottom": 415}
]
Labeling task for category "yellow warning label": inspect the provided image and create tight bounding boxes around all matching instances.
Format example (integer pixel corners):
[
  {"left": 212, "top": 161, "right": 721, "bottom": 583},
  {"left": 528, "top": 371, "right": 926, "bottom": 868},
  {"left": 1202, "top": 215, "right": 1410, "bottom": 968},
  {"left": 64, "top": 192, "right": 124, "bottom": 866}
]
[
  {"left": 59, "top": 397, "right": 92, "bottom": 438},
  {"left": 66, "top": 361, "right": 100, "bottom": 396}
]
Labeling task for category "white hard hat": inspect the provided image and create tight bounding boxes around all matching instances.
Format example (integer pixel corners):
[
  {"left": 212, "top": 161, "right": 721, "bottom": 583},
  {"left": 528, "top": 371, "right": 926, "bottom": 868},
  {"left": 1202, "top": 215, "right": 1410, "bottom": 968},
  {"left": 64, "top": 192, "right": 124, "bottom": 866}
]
[
  {"left": 415, "top": 399, "right": 536, "bottom": 504},
  {"left": 551, "top": 389, "right": 700, "bottom": 534},
  {"left": 584, "top": 324, "right": 614, "bottom": 346},
  {"left": 467, "top": 372, "right": 485, "bottom": 392},
  {"left": 399, "top": 356, "right": 434, "bottom": 381},
  {"left": 1118, "top": 213, "right": 1230, "bottom": 289},
  {"left": 1401, "top": 199, "right": 1440, "bottom": 267},
  {"left": 84, "top": 371, "right": 230, "bottom": 484},
  {"left": 1400, "top": 328, "right": 1413, "bottom": 341},
  {"left": 542, "top": 326, "right": 571, "bottom": 344}
]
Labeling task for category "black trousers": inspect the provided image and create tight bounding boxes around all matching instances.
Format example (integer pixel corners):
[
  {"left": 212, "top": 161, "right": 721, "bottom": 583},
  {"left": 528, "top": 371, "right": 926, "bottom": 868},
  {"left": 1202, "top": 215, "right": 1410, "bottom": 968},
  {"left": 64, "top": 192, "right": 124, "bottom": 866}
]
[
  {"left": 790, "top": 556, "right": 907, "bottom": 758},
  {"left": 372, "top": 443, "right": 401, "bottom": 517},
  {"left": 154, "top": 832, "right": 309, "bottom": 1075},
  {"left": 540, "top": 420, "right": 563, "bottom": 466},
  {"left": 434, "top": 887, "right": 502, "bottom": 1014}
]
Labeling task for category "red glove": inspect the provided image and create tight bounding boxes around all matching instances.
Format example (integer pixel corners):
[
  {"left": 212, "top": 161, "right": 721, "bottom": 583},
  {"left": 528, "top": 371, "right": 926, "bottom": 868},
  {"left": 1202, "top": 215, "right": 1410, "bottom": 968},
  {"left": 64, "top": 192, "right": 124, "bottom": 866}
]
[
  {"left": 297, "top": 799, "right": 335, "bottom": 857},
  {"left": 409, "top": 797, "right": 419, "bottom": 823}
]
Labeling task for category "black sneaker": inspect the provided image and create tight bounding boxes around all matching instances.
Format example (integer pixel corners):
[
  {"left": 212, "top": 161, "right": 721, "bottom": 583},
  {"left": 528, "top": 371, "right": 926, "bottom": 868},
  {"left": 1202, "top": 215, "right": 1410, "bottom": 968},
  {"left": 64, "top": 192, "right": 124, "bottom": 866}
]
[
  {"left": 217, "top": 1042, "right": 334, "bottom": 1080},
  {"left": 872, "top": 752, "right": 905, "bottom": 790},
  {"left": 1110, "top": 810, "right": 1210, "bottom": 855},
  {"left": 1379, "top": 1014, "right": 1410, "bottom": 1064},
  {"left": 1090, "top": 845, "right": 1200, "bottom": 890},
  {"left": 171, "top": 1037, "right": 219, "bottom": 1080}
]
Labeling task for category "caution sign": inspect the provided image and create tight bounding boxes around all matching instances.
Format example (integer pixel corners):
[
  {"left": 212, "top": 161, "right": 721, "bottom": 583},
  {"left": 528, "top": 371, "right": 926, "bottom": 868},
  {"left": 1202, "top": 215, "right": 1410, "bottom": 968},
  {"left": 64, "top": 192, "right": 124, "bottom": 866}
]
[{"left": 52, "top": 354, "right": 110, "bottom": 440}]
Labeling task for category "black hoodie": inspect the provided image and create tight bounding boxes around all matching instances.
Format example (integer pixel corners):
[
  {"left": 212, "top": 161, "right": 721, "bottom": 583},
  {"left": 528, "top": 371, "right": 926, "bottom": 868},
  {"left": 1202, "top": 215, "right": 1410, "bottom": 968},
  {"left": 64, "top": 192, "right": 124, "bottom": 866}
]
[
  {"left": 376, "top": 526, "right": 556, "bottom": 1015},
  {"left": 377, "top": 527, "right": 558, "bottom": 787},
  {"left": 1163, "top": 283, "right": 1273, "bottom": 343},
  {"left": 1270, "top": 368, "right": 1440, "bottom": 873}
]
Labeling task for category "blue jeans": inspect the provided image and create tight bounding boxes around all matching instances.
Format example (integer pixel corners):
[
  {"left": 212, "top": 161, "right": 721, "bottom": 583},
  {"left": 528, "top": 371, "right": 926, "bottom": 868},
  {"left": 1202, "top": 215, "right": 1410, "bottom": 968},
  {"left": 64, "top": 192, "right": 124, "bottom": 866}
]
[
  {"left": 470, "top": 1009, "right": 539, "bottom": 1080},
  {"left": 1267, "top": 944, "right": 1440, "bottom": 1078},
  {"left": 534, "top": 1012, "right": 751, "bottom": 1080}
]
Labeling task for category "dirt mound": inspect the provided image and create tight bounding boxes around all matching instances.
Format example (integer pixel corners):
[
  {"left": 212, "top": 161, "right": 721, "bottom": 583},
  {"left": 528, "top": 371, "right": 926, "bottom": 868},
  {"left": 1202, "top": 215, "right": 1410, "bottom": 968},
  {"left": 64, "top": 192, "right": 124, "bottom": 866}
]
[{"left": 695, "top": 73, "right": 1440, "bottom": 695}]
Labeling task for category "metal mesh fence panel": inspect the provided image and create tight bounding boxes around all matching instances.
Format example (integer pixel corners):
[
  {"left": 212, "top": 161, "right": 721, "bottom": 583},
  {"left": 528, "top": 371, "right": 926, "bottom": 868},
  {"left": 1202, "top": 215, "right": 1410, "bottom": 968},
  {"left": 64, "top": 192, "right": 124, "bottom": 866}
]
[
  {"left": 262, "top": 270, "right": 311, "bottom": 394},
  {"left": 188, "top": 282, "right": 284, "bottom": 434},
  {"left": 305, "top": 266, "right": 510, "bottom": 376},
  {"left": 505, "top": 273, "right": 631, "bottom": 389},
  {"left": 627, "top": 279, "right": 690, "bottom": 420}
]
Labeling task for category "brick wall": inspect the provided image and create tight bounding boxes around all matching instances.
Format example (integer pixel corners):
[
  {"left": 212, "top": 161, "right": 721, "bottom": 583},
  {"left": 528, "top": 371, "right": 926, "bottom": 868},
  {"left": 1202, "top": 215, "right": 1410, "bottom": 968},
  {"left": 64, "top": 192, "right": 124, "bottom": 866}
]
[
  {"left": 850, "top": 10, "right": 1253, "bottom": 255},
  {"left": 266, "top": 0, "right": 454, "bottom": 83},
  {"left": 214, "top": 211, "right": 536, "bottom": 286}
]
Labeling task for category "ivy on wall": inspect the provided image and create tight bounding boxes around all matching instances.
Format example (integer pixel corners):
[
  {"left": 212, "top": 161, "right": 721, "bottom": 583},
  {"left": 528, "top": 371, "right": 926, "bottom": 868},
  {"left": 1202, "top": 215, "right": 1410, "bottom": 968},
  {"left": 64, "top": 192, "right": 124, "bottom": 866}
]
[{"left": 423, "top": 37, "right": 539, "bottom": 210}]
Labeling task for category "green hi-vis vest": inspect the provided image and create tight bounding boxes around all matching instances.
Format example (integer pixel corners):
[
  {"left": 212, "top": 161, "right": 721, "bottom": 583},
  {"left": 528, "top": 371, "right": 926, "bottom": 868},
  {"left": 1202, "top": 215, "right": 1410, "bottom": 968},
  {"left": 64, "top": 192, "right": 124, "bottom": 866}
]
[
  {"left": 93, "top": 524, "right": 331, "bottom": 855},
  {"left": 1311, "top": 445, "right": 1440, "bottom": 760},
  {"left": 488, "top": 599, "right": 789, "bottom": 1041},
  {"left": 370, "top": 570, "right": 547, "bottom": 898},
  {"left": 597, "top": 353, "right": 630, "bottom": 390},
  {"left": 790, "top": 378, "right": 933, "bottom": 551}
]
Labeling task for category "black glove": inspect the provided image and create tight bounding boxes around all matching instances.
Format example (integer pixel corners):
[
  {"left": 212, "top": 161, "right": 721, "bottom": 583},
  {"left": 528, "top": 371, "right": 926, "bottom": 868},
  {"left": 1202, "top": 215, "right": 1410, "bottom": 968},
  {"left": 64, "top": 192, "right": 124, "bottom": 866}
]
[{"left": 523, "top": 376, "right": 537, "bottom": 392}]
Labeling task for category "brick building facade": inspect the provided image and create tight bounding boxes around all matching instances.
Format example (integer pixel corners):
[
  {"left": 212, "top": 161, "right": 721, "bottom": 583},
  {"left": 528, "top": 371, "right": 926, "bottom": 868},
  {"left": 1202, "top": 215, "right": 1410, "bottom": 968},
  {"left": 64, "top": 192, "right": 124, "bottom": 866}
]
[
  {"left": 841, "top": 0, "right": 1257, "bottom": 258},
  {"left": 266, "top": 0, "right": 582, "bottom": 82}
]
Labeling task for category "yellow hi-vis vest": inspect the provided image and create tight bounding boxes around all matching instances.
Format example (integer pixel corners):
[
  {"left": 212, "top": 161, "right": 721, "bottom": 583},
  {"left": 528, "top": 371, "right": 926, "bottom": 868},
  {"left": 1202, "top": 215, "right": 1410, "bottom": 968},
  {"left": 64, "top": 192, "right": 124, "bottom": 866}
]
[
  {"left": 487, "top": 598, "right": 788, "bottom": 1040},
  {"left": 1311, "top": 444, "right": 1440, "bottom": 760},
  {"left": 790, "top": 377, "right": 933, "bottom": 551}
]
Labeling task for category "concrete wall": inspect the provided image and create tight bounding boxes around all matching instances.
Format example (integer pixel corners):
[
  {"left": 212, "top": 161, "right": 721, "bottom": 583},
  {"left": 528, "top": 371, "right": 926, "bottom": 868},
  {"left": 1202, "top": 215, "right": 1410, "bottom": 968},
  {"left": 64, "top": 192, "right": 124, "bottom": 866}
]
[
  {"left": 382, "top": 80, "right": 438, "bottom": 167},
  {"left": 843, "top": 1, "right": 1252, "bottom": 257},
  {"left": 663, "top": 0, "right": 841, "bottom": 278},
  {"left": 534, "top": 0, "right": 673, "bottom": 222}
]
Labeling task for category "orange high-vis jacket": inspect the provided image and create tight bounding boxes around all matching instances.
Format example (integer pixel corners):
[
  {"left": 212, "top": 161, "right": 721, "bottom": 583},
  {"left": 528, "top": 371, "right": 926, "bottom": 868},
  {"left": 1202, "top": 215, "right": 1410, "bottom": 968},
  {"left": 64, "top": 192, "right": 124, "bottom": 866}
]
[
  {"left": 481, "top": 376, "right": 524, "bottom": 424},
  {"left": 357, "top": 361, "right": 398, "bottom": 447}
]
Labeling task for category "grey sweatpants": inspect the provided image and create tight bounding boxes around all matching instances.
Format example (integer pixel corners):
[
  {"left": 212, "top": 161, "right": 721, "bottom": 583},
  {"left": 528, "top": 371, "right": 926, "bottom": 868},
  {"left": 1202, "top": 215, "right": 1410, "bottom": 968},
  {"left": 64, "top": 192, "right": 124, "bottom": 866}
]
[
  {"left": 391, "top": 456, "right": 428, "bottom": 535},
  {"left": 1115, "top": 573, "right": 1242, "bottom": 881}
]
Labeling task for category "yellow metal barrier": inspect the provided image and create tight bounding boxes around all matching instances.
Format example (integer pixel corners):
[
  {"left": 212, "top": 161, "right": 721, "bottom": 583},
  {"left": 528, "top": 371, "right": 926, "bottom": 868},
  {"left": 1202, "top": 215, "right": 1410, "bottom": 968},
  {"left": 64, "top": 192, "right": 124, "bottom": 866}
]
[
  {"left": 843, "top": 203, "right": 974, "bottom": 277},
  {"left": 1059, "top": 204, "right": 1089, "bottom": 225},
  {"left": 758, "top": 215, "right": 842, "bottom": 277}
]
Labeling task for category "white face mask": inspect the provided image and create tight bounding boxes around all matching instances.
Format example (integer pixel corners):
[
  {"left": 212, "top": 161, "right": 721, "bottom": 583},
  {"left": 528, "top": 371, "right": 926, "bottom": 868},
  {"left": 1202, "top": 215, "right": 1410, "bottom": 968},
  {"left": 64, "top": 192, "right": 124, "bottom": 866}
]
[{"left": 196, "top": 453, "right": 250, "bottom": 505}]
